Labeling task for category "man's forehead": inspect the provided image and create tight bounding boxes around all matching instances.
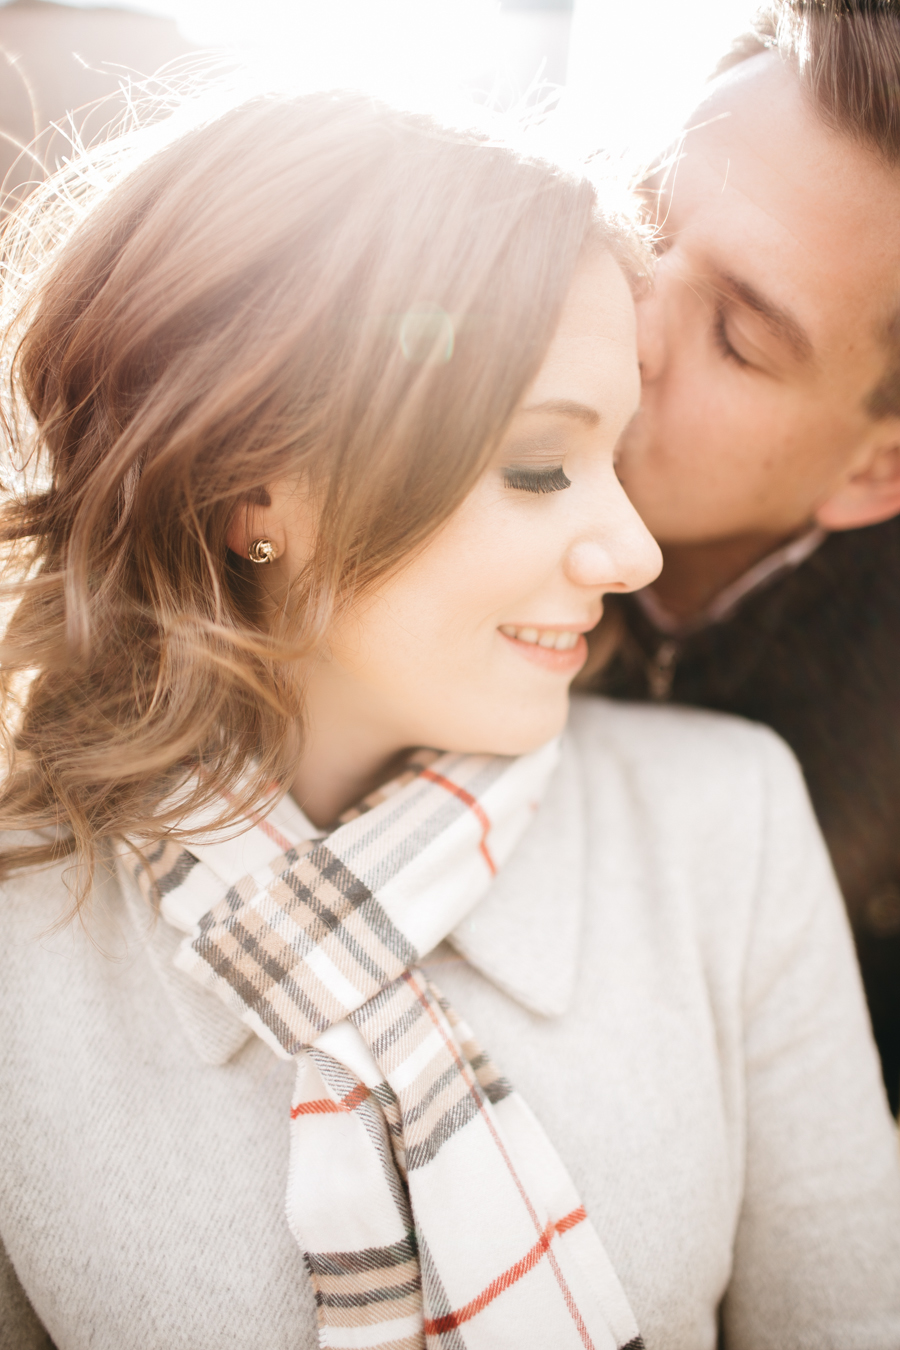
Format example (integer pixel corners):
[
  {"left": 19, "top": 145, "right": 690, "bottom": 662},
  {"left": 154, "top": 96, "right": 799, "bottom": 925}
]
[
  {"left": 660, "top": 53, "right": 900, "bottom": 345},
  {"left": 674, "top": 58, "right": 894, "bottom": 223}
]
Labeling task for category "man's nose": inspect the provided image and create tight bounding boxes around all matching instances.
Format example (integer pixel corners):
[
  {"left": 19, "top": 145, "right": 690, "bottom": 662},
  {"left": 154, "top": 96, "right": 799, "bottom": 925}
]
[{"left": 635, "top": 288, "right": 665, "bottom": 386}]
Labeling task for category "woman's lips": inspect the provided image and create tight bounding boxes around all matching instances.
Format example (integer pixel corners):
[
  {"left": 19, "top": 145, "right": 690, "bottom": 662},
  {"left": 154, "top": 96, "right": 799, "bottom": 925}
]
[{"left": 498, "top": 624, "right": 589, "bottom": 673}]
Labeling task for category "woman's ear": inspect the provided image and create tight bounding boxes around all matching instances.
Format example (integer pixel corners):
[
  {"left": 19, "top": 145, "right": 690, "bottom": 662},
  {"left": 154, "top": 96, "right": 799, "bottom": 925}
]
[
  {"left": 815, "top": 438, "right": 900, "bottom": 531},
  {"left": 226, "top": 478, "right": 317, "bottom": 567},
  {"left": 225, "top": 488, "right": 286, "bottom": 563}
]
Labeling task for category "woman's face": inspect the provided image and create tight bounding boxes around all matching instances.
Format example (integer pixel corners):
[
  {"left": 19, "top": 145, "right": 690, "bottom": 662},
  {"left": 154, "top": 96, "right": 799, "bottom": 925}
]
[{"left": 258, "top": 249, "right": 661, "bottom": 771}]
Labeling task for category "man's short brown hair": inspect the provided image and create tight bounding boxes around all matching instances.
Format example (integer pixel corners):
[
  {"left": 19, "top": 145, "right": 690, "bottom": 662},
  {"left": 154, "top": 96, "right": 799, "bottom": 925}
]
[
  {"left": 718, "top": 1, "right": 900, "bottom": 417},
  {"left": 721, "top": 2, "right": 900, "bottom": 162}
]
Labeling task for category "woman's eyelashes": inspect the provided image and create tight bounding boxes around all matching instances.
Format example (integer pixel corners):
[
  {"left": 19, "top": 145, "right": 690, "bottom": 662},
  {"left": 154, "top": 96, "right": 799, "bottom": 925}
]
[{"left": 502, "top": 465, "right": 571, "bottom": 494}]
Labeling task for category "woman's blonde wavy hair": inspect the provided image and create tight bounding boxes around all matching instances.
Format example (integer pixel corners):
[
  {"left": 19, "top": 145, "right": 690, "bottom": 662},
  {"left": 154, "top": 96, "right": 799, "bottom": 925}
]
[{"left": 0, "top": 88, "right": 646, "bottom": 903}]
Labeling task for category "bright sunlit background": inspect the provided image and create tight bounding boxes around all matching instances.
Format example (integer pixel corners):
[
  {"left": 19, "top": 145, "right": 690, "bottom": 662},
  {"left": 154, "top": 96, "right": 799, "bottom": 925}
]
[
  {"left": 3, "top": 0, "right": 762, "bottom": 166},
  {"left": 567, "top": 0, "right": 760, "bottom": 158}
]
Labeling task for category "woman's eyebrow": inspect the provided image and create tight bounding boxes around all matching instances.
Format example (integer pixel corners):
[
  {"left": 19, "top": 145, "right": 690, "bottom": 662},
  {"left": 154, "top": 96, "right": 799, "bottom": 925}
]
[{"left": 519, "top": 398, "right": 601, "bottom": 426}]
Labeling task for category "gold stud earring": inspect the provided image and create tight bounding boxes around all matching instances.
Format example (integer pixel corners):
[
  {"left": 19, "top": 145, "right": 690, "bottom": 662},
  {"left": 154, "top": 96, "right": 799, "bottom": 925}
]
[{"left": 248, "top": 538, "right": 278, "bottom": 565}]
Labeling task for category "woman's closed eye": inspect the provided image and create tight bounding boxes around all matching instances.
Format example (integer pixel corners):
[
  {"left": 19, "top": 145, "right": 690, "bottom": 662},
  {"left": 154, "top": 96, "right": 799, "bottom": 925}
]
[{"left": 502, "top": 465, "right": 571, "bottom": 494}]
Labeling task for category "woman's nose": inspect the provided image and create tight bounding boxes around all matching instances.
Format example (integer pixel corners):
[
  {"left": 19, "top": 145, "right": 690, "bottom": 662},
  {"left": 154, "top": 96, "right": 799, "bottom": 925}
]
[{"left": 565, "top": 486, "right": 662, "bottom": 595}]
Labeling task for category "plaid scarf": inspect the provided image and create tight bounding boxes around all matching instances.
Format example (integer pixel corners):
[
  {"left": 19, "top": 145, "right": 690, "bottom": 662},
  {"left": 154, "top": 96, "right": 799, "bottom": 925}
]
[{"left": 133, "top": 743, "right": 643, "bottom": 1350}]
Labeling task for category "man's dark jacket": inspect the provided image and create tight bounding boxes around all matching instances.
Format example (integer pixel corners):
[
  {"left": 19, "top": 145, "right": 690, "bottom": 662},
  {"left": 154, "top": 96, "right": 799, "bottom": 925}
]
[{"left": 595, "top": 517, "right": 900, "bottom": 1111}]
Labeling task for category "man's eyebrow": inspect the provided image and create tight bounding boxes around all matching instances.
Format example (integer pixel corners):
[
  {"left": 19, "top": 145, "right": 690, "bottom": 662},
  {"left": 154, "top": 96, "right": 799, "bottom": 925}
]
[
  {"left": 717, "top": 271, "right": 814, "bottom": 363},
  {"left": 518, "top": 398, "right": 600, "bottom": 426}
]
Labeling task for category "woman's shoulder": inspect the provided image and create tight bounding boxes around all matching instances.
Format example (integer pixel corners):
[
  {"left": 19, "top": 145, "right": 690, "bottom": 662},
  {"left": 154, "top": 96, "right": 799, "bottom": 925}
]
[
  {"left": 566, "top": 692, "right": 804, "bottom": 818},
  {"left": 0, "top": 834, "right": 121, "bottom": 958},
  {"left": 0, "top": 831, "right": 80, "bottom": 904},
  {"left": 563, "top": 693, "right": 834, "bottom": 959},
  {"left": 569, "top": 689, "right": 794, "bottom": 759}
]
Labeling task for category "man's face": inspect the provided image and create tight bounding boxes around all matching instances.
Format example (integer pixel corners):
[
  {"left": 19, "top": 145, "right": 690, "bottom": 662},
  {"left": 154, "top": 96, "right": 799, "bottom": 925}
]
[{"left": 616, "top": 52, "right": 900, "bottom": 546}]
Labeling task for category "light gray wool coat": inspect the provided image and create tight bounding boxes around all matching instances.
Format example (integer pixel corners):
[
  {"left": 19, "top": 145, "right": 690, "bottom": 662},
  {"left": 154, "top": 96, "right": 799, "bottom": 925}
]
[{"left": 1, "top": 698, "right": 899, "bottom": 1350}]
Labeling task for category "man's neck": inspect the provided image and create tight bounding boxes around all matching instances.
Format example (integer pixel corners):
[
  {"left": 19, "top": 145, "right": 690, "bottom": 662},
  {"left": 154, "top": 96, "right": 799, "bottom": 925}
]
[{"left": 648, "top": 531, "right": 805, "bottom": 623}]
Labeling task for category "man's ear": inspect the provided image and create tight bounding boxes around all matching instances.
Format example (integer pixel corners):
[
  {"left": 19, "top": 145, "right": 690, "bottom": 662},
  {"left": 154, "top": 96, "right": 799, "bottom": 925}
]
[{"left": 815, "top": 439, "right": 900, "bottom": 531}]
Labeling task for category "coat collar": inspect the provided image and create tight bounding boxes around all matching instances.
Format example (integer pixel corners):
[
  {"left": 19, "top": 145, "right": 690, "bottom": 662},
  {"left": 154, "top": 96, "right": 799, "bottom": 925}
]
[
  {"left": 448, "top": 729, "right": 585, "bottom": 1017},
  {"left": 635, "top": 524, "right": 827, "bottom": 638},
  {"left": 123, "top": 731, "right": 587, "bottom": 1064}
]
